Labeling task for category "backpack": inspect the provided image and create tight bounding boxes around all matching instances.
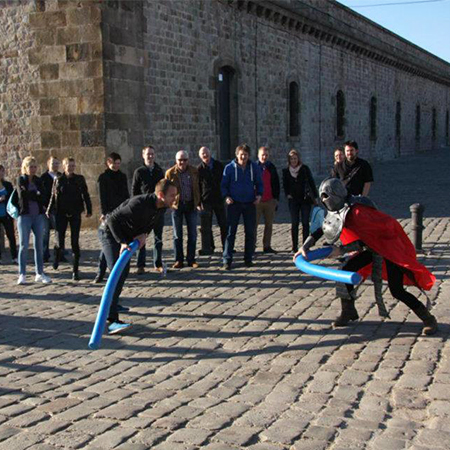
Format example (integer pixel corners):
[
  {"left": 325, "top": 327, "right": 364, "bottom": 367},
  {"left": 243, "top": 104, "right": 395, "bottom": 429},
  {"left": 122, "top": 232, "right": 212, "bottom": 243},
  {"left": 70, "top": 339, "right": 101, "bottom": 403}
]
[{"left": 6, "top": 189, "right": 19, "bottom": 219}]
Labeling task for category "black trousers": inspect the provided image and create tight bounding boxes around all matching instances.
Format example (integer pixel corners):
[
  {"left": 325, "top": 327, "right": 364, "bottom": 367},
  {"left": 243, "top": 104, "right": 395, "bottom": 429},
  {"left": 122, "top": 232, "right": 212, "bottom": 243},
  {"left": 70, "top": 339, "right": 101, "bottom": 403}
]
[
  {"left": 200, "top": 203, "right": 227, "bottom": 252},
  {"left": 0, "top": 215, "right": 17, "bottom": 259},
  {"left": 343, "top": 250, "right": 423, "bottom": 312},
  {"left": 55, "top": 213, "right": 81, "bottom": 258},
  {"left": 100, "top": 231, "right": 130, "bottom": 322}
]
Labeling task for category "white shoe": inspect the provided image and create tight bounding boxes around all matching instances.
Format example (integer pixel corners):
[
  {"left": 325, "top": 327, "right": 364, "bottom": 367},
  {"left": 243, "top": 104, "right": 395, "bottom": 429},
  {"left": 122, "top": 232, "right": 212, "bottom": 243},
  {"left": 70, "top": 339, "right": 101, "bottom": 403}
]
[
  {"left": 35, "top": 273, "right": 52, "bottom": 284},
  {"left": 17, "top": 274, "right": 26, "bottom": 285}
]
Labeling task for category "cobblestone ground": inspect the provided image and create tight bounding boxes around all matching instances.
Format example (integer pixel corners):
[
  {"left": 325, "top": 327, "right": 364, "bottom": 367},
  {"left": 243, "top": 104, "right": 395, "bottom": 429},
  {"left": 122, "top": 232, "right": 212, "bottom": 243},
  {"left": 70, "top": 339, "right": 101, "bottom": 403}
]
[{"left": 1, "top": 150, "right": 450, "bottom": 450}]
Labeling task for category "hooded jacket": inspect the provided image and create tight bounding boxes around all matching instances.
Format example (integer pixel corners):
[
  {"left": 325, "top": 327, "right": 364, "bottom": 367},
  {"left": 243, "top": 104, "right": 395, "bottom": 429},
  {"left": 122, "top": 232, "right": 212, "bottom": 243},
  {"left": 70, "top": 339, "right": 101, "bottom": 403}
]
[{"left": 221, "top": 159, "right": 263, "bottom": 203}]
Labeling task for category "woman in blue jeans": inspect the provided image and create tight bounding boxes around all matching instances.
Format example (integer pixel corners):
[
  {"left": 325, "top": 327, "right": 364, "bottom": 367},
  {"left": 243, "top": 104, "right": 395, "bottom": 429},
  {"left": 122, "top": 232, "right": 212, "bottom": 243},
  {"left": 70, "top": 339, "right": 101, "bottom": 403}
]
[
  {"left": 16, "top": 156, "right": 51, "bottom": 285},
  {"left": 282, "top": 149, "right": 318, "bottom": 253}
]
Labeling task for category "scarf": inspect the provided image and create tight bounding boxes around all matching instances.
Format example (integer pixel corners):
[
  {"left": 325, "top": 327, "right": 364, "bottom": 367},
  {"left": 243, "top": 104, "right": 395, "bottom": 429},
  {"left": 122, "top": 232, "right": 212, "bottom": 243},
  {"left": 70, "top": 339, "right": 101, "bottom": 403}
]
[{"left": 289, "top": 163, "right": 301, "bottom": 178}]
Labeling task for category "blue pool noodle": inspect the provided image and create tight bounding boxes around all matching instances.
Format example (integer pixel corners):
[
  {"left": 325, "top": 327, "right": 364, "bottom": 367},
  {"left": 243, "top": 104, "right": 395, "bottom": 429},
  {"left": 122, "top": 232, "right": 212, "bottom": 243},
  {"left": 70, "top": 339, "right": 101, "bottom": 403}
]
[
  {"left": 295, "top": 246, "right": 362, "bottom": 285},
  {"left": 89, "top": 239, "right": 140, "bottom": 350}
]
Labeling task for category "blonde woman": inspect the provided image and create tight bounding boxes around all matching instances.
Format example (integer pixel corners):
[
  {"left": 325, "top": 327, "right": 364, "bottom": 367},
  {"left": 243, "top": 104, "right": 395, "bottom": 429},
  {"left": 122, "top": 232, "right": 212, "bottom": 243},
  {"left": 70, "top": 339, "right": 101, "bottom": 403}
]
[{"left": 16, "top": 156, "right": 51, "bottom": 284}]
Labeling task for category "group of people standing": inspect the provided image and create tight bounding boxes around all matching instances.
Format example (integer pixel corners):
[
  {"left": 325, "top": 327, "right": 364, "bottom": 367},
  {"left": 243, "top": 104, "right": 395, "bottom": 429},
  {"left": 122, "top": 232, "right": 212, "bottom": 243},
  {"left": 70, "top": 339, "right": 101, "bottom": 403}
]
[{"left": 0, "top": 139, "right": 374, "bottom": 284}]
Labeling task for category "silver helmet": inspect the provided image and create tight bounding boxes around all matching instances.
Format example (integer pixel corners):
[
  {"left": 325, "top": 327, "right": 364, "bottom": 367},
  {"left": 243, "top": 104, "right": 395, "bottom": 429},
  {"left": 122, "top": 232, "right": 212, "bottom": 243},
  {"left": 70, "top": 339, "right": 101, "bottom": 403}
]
[{"left": 319, "top": 178, "right": 348, "bottom": 212}]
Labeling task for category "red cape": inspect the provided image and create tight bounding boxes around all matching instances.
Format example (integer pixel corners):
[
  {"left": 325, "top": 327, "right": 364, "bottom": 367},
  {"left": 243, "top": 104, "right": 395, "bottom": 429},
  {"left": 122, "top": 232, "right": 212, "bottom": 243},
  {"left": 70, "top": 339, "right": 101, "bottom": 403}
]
[{"left": 340, "top": 204, "right": 435, "bottom": 291}]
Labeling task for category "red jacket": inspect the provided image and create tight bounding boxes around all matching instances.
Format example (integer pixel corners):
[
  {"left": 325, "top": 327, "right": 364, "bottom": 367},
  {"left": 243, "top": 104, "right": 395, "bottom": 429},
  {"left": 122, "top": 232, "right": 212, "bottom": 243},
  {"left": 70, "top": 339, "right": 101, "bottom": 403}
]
[{"left": 340, "top": 204, "right": 435, "bottom": 291}]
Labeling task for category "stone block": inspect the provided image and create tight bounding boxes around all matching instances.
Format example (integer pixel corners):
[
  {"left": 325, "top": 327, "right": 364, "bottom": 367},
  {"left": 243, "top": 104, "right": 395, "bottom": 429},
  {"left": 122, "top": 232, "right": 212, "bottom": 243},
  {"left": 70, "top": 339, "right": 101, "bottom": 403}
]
[
  {"left": 62, "top": 131, "right": 81, "bottom": 148},
  {"left": 67, "top": 7, "right": 95, "bottom": 26},
  {"left": 79, "top": 24, "right": 102, "bottom": 43},
  {"left": 35, "top": 29, "right": 56, "bottom": 46},
  {"left": 66, "top": 43, "right": 90, "bottom": 62},
  {"left": 59, "top": 62, "right": 88, "bottom": 80},
  {"left": 78, "top": 95, "right": 104, "bottom": 114},
  {"left": 29, "top": 11, "right": 67, "bottom": 29},
  {"left": 39, "top": 64, "right": 59, "bottom": 81},
  {"left": 59, "top": 97, "right": 79, "bottom": 114},
  {"left": 51, "top": 115, "right": 70, "bottom": 131},
  {"left": 29, "top": 46, "right": 66, "bottom": 65},
  {"left": 41, "top": 131, "right": 61, "bottom": 149},
  {"left": 57, "top": 27, "right": 82, "bottom": 46},
  {"left": 40, "top": 99, "right": 60, "bottom": 115},
  {"left": 86, "top": 60, "right": 103, "bottom": 78},
  {"left": 109, "top": 25, "right": 136, "bottom": 47},
  {"left": 79, "top": 114, "right": 103, "bottom": 130},
  {"left": 81, "top": 130, "right": 105, "bottom": 147}
]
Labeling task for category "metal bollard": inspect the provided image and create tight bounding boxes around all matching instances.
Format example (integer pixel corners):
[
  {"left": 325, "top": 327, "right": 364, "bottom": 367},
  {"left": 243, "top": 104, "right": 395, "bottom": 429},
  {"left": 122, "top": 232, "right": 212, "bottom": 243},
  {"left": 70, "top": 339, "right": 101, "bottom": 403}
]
[{"left": 410, "top": 203, "right": 425, "bottom": 251}]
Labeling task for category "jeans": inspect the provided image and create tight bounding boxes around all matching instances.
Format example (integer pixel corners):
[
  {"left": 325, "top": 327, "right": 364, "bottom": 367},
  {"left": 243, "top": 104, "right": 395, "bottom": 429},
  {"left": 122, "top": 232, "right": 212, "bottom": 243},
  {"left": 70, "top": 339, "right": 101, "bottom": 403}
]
[
  {"left": 0, "top": 215, "right": 17, "bottom": 260},
  {"left": 137, "top": 210, "right": 165, "bottom": 268},
  {"left": 223, "top": 202, "right": 256, "bottom": 264},
  {"left": 288, "top": 199, "right": 311, "bottom": 251},
  {"left": 199, "top": 203, "right": 227, "bottom": 253},
  {"left": 95, "top": 227, "right": 108, "bottom": 278},
  {"left": 101, "top": 230, "right": 130, "bottom": 322},
  {"left": 255, "top": 198, "right": 277, "bottom": 249},
  {"left": 18, "top": 214, "right": 45, "bottom": 275},
  {"left": 172, "top": 204, "right": 198, "bottom": 264},
  {"left": 42, "top": 213, "right": 56, "bottom": 260}
]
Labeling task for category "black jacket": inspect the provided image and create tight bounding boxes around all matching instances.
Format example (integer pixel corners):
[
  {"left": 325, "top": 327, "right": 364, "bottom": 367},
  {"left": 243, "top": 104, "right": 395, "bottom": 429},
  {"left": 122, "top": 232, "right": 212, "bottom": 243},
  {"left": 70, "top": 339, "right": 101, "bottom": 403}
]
[
  {"left": 131, "top": 163, "right": 164, "bottom": 196},
  {"left": 197, "top": 159, "right": 224, "bottom": 205},
  {"left": 256, "top": 161, "right": 280, "bottom": 201},
  {"left": 17, "top": 175, "right": 46, "bottom": 215},
  {"left": 40, "top": 171, "right": 62, "bottom": 209},
  {"left": 97, "top": 169, "right": 129, "bottom": 216},
  {"left": 282, "top": 164, "right": 318, "bottom": 203},
  {"left": 48, "top": 173, "right": 92, "bottom": 216},
  {"left": 107, "top": 193, "right": 165, "bottom": 244}
]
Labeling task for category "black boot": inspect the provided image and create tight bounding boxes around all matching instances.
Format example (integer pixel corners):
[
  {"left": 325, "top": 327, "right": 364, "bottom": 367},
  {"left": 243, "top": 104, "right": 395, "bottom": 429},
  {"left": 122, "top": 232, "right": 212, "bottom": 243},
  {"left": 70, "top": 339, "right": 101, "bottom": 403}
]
[
  {"left": 334, "top": 298, "right": 359, "bottom": 327},
  {"left": 53, "top": 247, "right": 60, "bottom": 270},
  {"left": 413, "top": 304, "right": 438, "bottom": 336},
  {"left": 72, "top": 254, "right": 80, "bottom": 281}
]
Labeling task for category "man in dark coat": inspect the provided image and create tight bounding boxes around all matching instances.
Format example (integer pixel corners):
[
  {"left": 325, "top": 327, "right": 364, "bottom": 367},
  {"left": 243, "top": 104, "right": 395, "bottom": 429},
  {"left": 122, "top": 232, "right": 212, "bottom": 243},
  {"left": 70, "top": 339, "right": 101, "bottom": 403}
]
[
  {"left": 197, "top": 146, "right": 227, "bottom": 255},
  {"left": 131, "top": 145, "right": 165, "bottom": 274}
]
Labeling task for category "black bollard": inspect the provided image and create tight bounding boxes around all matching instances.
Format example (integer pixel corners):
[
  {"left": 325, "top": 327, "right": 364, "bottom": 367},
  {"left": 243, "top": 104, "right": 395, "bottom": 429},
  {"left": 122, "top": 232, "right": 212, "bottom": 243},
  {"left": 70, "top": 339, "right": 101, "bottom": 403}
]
[{"left": 410, "top": 203, "right": 425, "bottom": 251}]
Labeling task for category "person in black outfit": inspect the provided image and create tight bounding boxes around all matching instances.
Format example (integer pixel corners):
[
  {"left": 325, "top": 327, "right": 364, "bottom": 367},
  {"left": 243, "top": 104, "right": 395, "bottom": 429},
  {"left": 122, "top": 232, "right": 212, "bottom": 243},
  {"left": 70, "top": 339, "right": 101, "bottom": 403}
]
[
  {"left": 332, "top": 140, "right": 373, "bottom": 196},
  {"left": 0, "top": 164, "right": 17, "bottom": 263},
  {"left": 48, "top": 157, "right": 92, "bottom": 280},
  {"left": 103, "top": 179, "right": 177, "bottom": 334},
  {"left": 282, "top": 149, "right": 318, "bottom": 252},
  {"left": 40, "top": 156, "right": 61, "bottom": 263},
  {"left": 131, "top": 145, "right": 165, "bottom": 274},
  {"left": 197, "top": 146, "right": 227, "bottom": 255},
  {"left": 93, "top": 152, "right": 130, "bottom": 283}
]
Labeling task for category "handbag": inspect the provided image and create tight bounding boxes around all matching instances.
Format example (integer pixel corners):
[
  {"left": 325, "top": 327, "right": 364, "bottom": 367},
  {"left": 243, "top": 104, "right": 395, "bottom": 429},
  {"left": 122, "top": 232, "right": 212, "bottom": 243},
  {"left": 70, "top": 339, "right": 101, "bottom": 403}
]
[
  {"left": 6, "top": 189, "right": 19, "bottom": 219},
  {"left": 303, "top": 181, "right": 315, "bottom": 203}
]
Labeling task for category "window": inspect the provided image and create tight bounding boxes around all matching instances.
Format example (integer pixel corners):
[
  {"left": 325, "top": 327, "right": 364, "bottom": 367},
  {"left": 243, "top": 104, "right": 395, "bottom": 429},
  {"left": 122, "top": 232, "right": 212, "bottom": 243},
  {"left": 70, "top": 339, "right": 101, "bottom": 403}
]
[
  {"left": 415, "top": 104, "right": 421, "bottom": 140},
  {"left": 289, "top": 81, "right": 300, "bottom": 137},
  {"left": 370, "top": 96, "right": 377, "bottom": 140},
  {"left": 432, "top": 108, "right": 437, "bottom": 140},
  {"left": 336, "top": 90, "right": 345, "bottom": 138},
  {"left": 395, "top": 101, "right": 401, "bottom": 139}
]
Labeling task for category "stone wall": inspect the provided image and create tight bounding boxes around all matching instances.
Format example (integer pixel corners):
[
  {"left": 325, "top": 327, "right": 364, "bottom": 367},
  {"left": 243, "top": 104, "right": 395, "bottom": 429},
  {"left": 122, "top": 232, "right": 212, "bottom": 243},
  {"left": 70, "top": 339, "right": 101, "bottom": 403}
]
[
  {"left": 1, "top": 0, "right": 450, "bottom": 225},
  {"left": 138, "top": 0, "right": 450, "bottom": 173},
  {"left": 0, "top": 0, "right": 40, "bottom": 179}
]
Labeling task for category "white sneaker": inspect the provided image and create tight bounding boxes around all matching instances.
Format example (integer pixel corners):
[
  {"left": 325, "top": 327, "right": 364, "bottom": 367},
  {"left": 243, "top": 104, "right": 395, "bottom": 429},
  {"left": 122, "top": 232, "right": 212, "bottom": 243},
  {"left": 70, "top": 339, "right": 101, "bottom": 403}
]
[
  {"left": 17, "top": 274, "right": 26, "bottom": 285},
  {"left": 35, "top": 273, "right": 52, "bottom": 284}
]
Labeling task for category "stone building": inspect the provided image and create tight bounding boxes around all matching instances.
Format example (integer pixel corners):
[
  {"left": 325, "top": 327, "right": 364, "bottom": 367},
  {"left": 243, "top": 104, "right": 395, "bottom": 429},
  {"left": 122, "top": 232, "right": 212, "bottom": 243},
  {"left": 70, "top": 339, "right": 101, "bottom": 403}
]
[{"left": 1, "top": 0, "right": 449, "bottom": 221}]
